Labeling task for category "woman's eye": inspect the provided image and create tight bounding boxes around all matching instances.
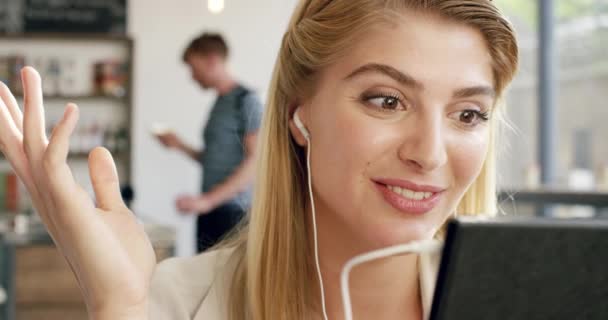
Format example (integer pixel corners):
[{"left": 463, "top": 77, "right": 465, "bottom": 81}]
[
  {"left": 365, "top": 95, "right": 405, "bottom": 111},
  {"left": 455, "top": 109, "right": 490, "bottom": 126}
]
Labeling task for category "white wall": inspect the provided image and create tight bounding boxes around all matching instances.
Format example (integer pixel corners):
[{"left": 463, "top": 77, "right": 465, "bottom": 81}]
[{"left": 128, "top": 0, "right": 297, "bottom": 256}]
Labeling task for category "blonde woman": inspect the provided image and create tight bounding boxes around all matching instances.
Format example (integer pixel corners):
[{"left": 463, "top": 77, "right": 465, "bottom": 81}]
[{"left": 0, "top": 0, "right": 518, "bottom": 319}]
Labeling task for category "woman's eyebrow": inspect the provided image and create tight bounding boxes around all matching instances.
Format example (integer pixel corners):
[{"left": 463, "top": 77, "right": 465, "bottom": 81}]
[
  {"left": 452, "top": 86, "right": 496, "bottom": 99},
  {"left": 345, "top": 63, "right": 496, "bottom": 99},
  {"left": 344, "top": 63, "right": 424, "bottom": 90}
]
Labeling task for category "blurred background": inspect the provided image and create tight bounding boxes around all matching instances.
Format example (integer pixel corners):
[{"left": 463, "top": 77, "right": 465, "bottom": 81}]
[
  {"left": 0, "top": 0, "right": 606, "bottom": 319},
  {"left": 494, "top": 0, "right": 608, "bottom": 218}
]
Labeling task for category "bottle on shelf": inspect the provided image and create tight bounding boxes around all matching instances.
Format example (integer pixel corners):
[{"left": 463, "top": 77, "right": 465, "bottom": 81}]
[
  {"left": 115, "top": 125, "right": 130, "bottom": 154},
  {"left": 43, "top": 57, "right": 61, "bottom": 96},
  {"left": 0, "top": 170, "right": 6, "bottom": 212},
  {"left": 104, "top": 124, "right": 118, "bottom": 154},
  {"left": 71, "top": 118, "right": 89, "bottom": 155},
  {"left": 0, "top": 54, "right": 25, "bottom": 95},
  {"left": 58, "top": 57, "right": 79, "bottom": 96},
  {"left": 89, "top": 120, "right": 104, "bottom": 151},
  {"left": 0, "top": 170, "right": 20, "bottom": 213},
  {"left": 94, "top": 60, "right": 129, "bottom": 98}
]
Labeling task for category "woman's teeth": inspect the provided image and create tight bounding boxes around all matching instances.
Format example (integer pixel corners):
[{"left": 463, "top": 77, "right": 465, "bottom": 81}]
[{"left": 387, "top": 185, "right": 433, "bottom": 200}]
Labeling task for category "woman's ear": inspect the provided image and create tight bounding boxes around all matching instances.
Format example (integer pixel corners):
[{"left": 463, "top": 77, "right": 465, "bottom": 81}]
[{"left": 288, "top": 107, "right": 309, "bottom": 146}]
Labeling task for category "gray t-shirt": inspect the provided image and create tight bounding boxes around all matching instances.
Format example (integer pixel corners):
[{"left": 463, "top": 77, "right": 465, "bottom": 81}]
[{"left": 200, "top": 85, "right": 263, "bottom": 209}]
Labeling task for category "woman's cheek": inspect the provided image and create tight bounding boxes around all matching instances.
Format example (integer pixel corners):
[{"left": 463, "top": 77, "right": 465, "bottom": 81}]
[
  {"left": 449, "top": 129, "right": 490, "bottom": 190},
  {"left": 317, "top": 112, "right": 376, "bottom": 184},
  {"left": 312, "top": 110, "right": 395, "bottom": 210}
]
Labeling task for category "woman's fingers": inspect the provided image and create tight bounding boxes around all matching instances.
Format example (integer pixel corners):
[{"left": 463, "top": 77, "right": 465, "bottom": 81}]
[
  {"left": 89, "top": 147, "right": 127, "bottom": 212},
  {"left": 0, "top": 70, "right": 58, "bottom": 240},
  {"left": 0, "top": 89, "right": 39, "bottom": 207},
  {"left": 0, "top": 82, "right": 23, "bottom": 132},
  {"left": 43, "top": 104, "right": 93, "bottom": 218},
  {"left": 0, "top": 94, "right": 22, "bottom": 155},
  {"left": 45, "top": 103, "right": 78, "bottom": 170},
  {"left": 20, "top": 67, "right": 62, "bottom": 220},
  {"left": 21, "top": 67, "right": 48, "bottom": 170}
]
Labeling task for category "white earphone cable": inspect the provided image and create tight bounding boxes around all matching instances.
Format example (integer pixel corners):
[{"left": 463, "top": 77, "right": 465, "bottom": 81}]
[
  {"left": 339, "top": 239, "right": 443, "bottom": 320},
  {"left": 306, "top": 136, "right": 330, "bottom": 320}
]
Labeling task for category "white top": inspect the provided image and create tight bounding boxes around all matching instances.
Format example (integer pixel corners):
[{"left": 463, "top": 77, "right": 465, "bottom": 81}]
[{"left": 150, "top": 247, "right": 441, "bottom": 320}]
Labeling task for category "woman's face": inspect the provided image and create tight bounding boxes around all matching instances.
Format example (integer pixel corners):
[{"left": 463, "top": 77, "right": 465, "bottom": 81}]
[{"left": 292, "top": 12, "right": 495, "bottom": 251}]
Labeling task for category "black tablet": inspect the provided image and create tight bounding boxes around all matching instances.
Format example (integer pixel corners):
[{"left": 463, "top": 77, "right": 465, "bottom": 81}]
[{"left": 429, "top": 217, "right": 608, "bottom": 320}]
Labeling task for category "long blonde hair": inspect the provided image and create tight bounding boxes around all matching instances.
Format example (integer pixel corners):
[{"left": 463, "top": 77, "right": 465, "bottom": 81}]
[{"left": 225, "top": 1, "right": 519, "bottom": 319}]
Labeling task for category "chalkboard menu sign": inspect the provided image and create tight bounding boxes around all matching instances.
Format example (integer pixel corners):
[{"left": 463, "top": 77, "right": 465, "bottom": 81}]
[{"left": 0, "top": 0, "right": 127, "bottom": 34}]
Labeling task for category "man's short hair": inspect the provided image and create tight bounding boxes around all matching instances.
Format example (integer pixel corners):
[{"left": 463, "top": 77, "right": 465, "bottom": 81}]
[{"left": 182, "top": 33, "right": 229, "bottom": 61}]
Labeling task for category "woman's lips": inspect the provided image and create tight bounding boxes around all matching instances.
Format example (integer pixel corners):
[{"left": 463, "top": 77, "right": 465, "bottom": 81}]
[{"left": 373, "top": 181, "right": 444, "bottom": 215}]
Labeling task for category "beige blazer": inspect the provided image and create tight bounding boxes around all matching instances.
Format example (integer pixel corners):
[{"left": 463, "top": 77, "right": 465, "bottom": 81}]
[{"left": 150, "top": 248, "right": 441, "bottom": 320}]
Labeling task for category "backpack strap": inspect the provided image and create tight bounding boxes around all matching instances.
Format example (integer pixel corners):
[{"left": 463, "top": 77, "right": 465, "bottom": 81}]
[{"left": 235, "top": 86, "right": 251, "bottom": 110}]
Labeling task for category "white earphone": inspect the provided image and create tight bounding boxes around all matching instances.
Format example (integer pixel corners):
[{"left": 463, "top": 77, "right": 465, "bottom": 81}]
[
  {"left": 293, "top": 108, "right": 329, "bottom": 320},
  {"left": 293, "top": 109, "right": 310, "bottom": 140},
  {"left": 292, "top": 107, "right": 442, "bottom": 320}
]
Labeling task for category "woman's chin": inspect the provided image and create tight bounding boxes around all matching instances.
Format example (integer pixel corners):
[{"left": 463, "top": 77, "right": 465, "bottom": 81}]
[{"left": 365, "top": 221, "right": 436, "bottom": 250}]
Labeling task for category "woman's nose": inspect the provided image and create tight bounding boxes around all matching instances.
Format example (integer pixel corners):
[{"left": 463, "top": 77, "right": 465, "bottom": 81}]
[{"left": 397, "top": 113, "right": 448, "bottom": 172}]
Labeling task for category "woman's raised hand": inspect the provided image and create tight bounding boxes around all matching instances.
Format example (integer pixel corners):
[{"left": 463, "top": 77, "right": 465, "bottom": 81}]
[{"left": 0, "top": 67, "right": 155, "bottom": 320}]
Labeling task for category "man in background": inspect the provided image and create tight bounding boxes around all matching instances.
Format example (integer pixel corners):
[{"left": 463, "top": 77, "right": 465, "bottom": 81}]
[{"left": 156, "top": 33, "right": 263, "bottom": 252}]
